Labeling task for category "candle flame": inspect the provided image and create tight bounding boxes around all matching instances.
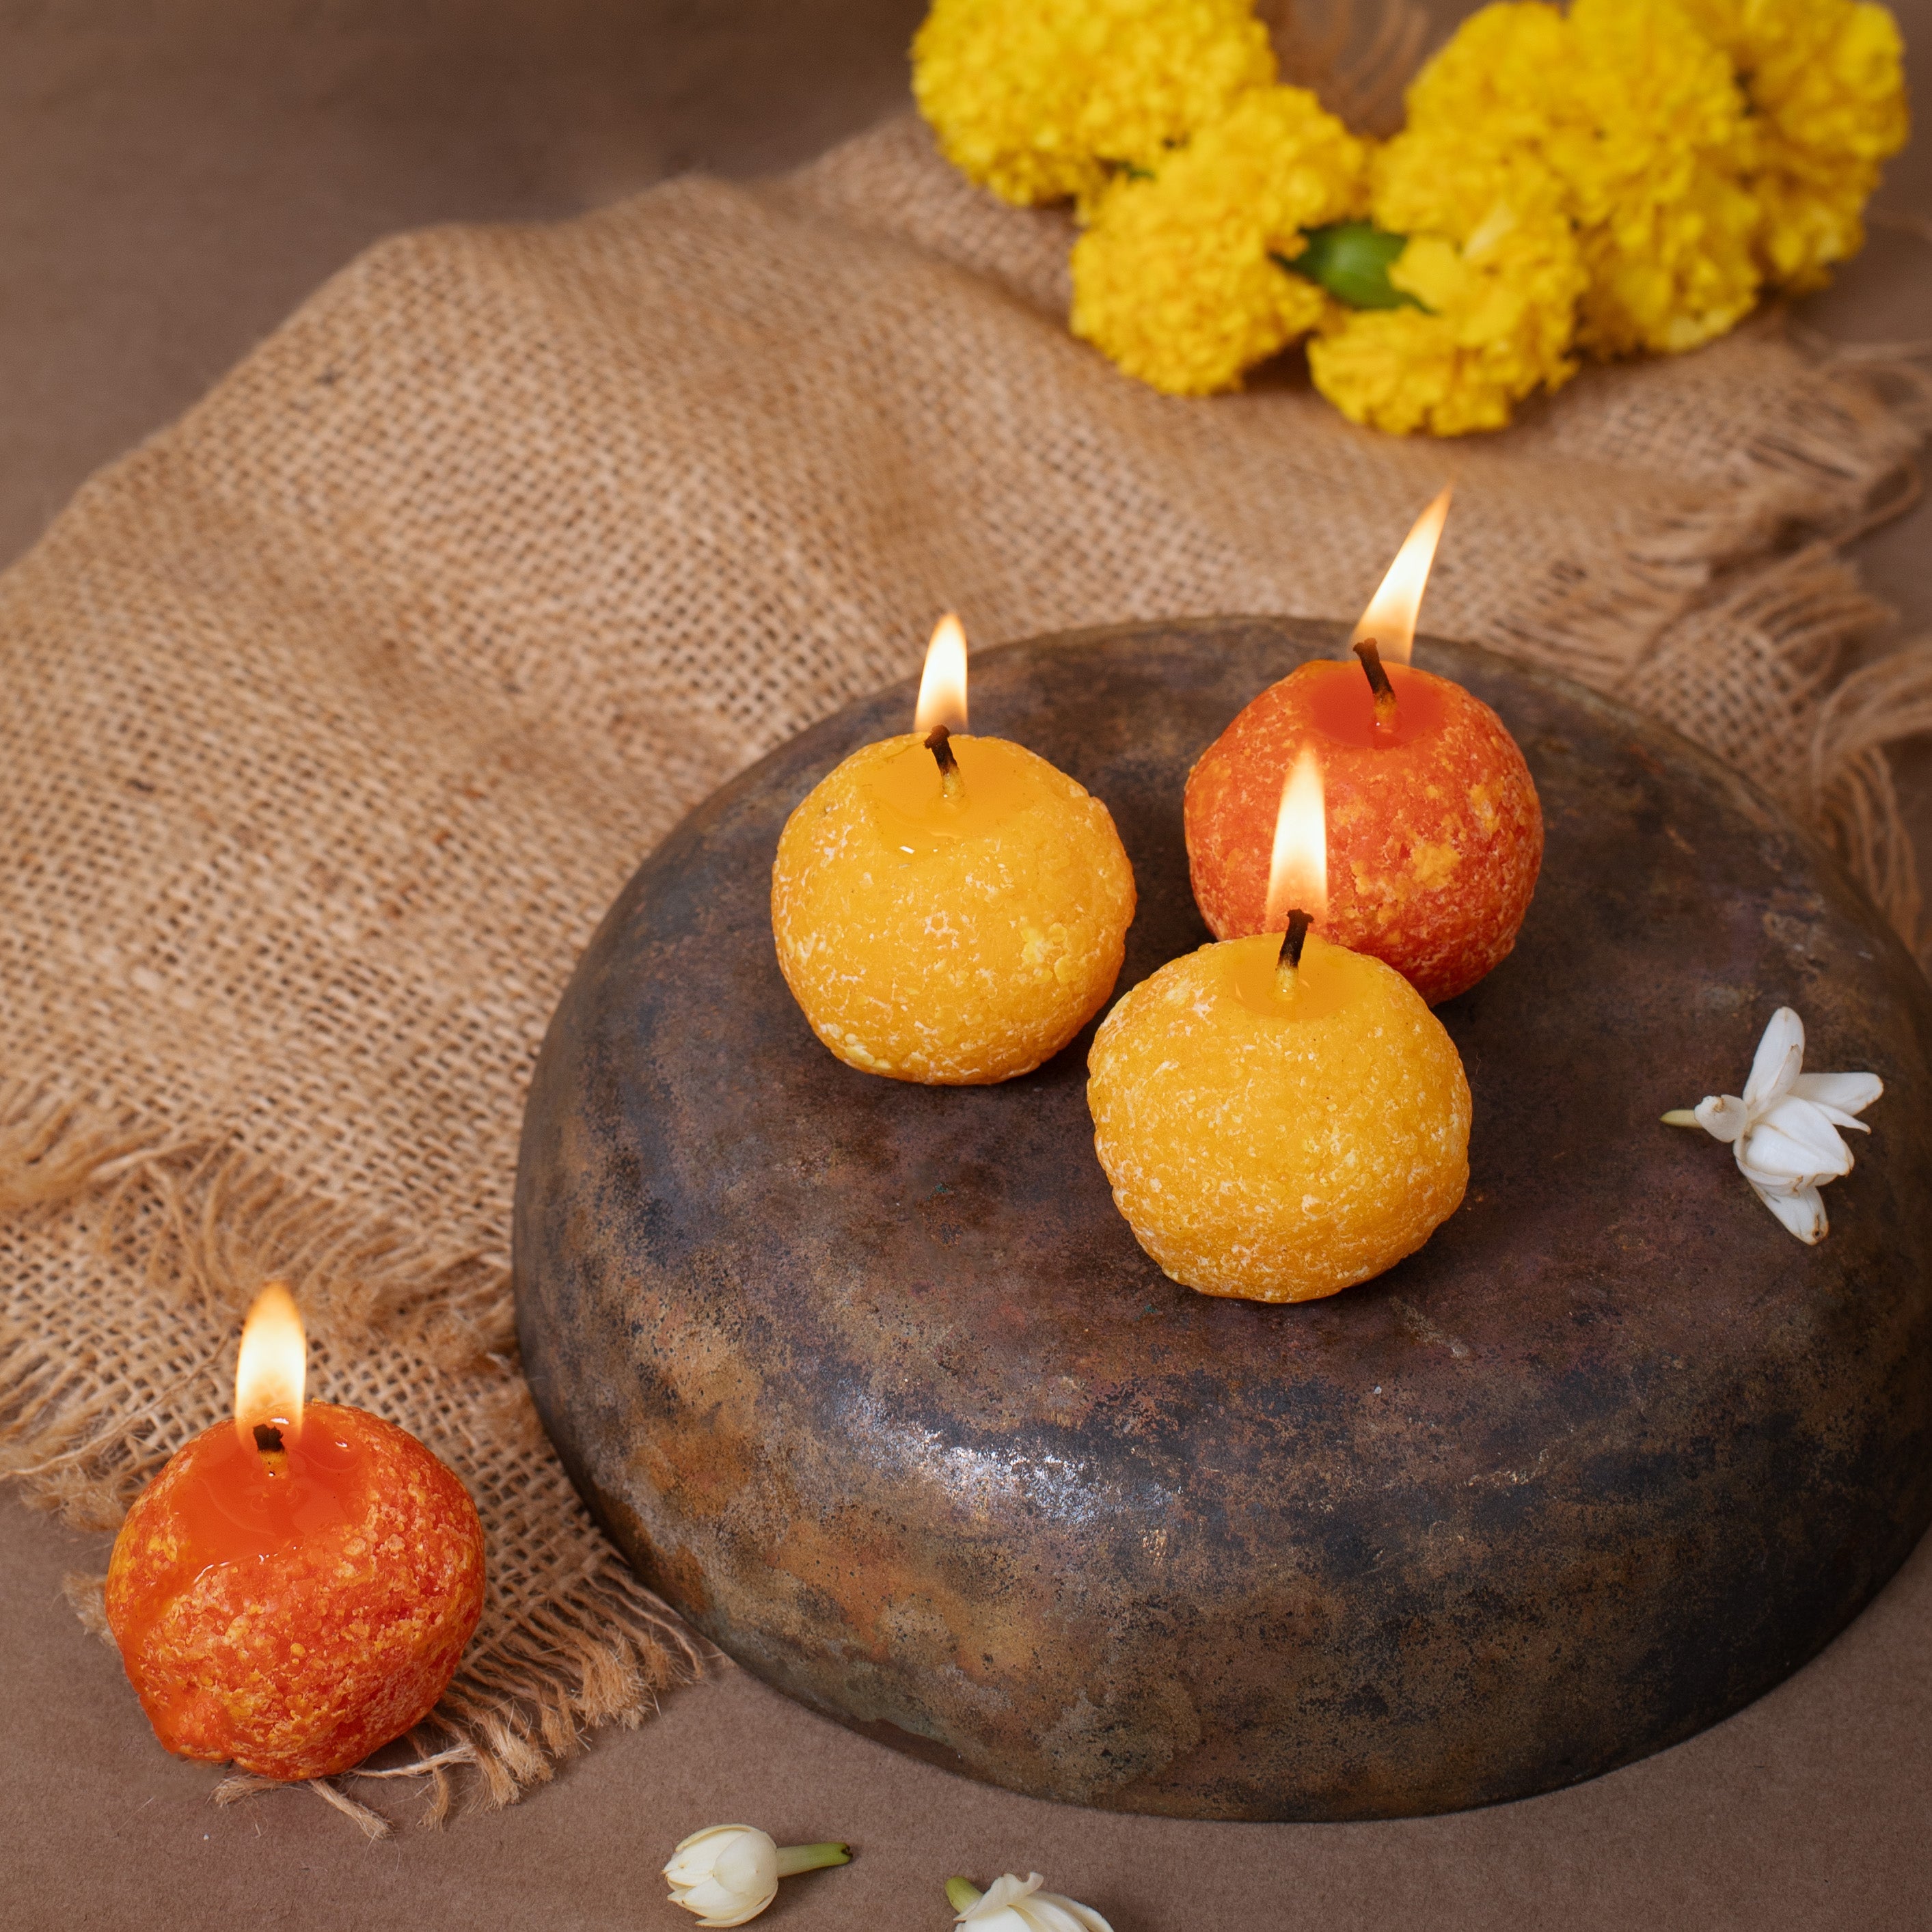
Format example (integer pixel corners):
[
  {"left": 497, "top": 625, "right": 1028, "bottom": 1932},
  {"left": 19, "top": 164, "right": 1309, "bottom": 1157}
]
[
  {"left": 914, "top": 612, "right": 969, "bottom": 734},
  {"left": 1350, "top": 482, "right": 1453, "bottom": 668},
  {"left": 1264, "top": 745, "right": 1327, "bottom": 929},
  {"left": 235, "top": 1281, "right": 305, "bottom": 1446}
]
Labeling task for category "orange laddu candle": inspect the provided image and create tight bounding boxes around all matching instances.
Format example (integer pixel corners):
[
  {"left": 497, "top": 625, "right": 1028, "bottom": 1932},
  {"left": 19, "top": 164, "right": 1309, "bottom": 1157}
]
[
  {"left": 1185, "top": 487, "right": 1542, "bottom": 1005},
  {"left": 105, "top": 1284, "right": 485, "bottom": 1781},
  {"left": 772, "top": 614, "right": 1137, "bottom": 1084}
]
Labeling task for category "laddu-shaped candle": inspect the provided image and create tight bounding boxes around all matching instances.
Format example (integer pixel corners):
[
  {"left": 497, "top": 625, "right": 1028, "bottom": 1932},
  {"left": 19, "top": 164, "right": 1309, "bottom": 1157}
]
[
  {"left": 1184, "top": 487, "right": 1542, "bottom": 1005},
  {"left": 772, "top": 615, "right": 1136, "bottom": 1083},
  {"left": 1091, "top": 747, "right": 1469, "bottom": 1302},
  {"left": 105, "top": 1283, "right": 485, "bottom": 1781}
]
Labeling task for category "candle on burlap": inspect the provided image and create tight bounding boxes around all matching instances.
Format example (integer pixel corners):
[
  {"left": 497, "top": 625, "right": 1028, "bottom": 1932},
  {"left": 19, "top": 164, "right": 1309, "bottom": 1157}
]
[{"left": 105, "top": 1286, "right": 485, "bottom": 1782}]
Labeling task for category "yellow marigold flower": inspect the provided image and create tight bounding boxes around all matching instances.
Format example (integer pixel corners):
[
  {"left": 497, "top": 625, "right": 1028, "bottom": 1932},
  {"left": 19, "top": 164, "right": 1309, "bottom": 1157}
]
[
  {"left": 1402, "top": 0, "right": 1761, "bottom": 358},
  {"left": 1562, "top": 0, "right": 1761, "bottom": 353},
  {"left": 1309, "top": 135, "right": 1586, "bottom": 435},
  {"left": 912, "top": 0, "right": 1276, "bottom": 207},
  {"left": 1572, "top": 162, "right": 1761, "bottom": 355},
  {"left": 1070, "top": 86, "right": 1368, "bottom": 396},
  {"left": 1404, "top": 0, "right": 1573, "bottom": 146},
  {"left": 1680, "top": 0, "right": 1909, "bottom": 289}
]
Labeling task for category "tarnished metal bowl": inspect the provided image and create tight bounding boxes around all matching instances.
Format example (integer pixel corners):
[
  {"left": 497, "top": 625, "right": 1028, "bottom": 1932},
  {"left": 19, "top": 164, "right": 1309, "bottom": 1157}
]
[{"left": 514, "top": 618, "right": 1932, "bottom": 1820}]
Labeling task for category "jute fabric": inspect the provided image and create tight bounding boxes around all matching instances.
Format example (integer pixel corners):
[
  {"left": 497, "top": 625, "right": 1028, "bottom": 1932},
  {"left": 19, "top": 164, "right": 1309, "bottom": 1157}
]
[{"left": 4, "top": 109, "right": 1930, "bottom": 1827}]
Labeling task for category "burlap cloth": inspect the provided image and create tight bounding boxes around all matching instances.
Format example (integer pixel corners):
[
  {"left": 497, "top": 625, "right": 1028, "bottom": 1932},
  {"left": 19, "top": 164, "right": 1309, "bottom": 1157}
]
[{"left": 5, "top": 108, "right": 1932, "bottom": 1829}]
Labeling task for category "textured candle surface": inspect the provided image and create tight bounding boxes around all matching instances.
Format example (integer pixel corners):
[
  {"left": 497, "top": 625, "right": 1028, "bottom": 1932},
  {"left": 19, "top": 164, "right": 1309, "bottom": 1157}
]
[
  {"left": 105, "top": 1401, "right": 485, "bottom": 1780},
  {"left": 1088, "top": 931, "right": 1470, "bottom": 1301},
  {"left": 772, "top": 733, "right": 1136, "bottom": 1083},
  {"left": 1186, "top": 659, "right": 1542, "bottom": 1004}
]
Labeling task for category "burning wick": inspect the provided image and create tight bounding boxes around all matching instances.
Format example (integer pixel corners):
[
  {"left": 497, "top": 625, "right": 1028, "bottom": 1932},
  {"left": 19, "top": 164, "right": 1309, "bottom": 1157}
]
[
  {"left": 1275, "top": 908, "right": 1314, "bottom": 988},
  {"left": 925, "top": 722, "right": 964, "bottom": 799},
  {"left": 1264, "top": 745, "right": 1328, "bottom": 936},
  {"left": 1266, "top": 748, "right": 1326, "bottom": 994},
  {"left": 234, "top": 1279, "right": 305, "bottom": 1454},
  {"left": 915, "top": 612, "right": 969, "bottom": 802},
  {"left": 1350, "top": 482, "right": 1453, "bottom": 671},
  {"left": 1352, "top": 638, "right": 1400, "bottom": 737}
]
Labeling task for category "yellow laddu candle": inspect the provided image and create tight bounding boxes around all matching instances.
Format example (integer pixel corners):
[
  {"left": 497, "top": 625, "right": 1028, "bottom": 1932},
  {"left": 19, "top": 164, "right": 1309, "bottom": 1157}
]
[
  {"left": 1089, "top": 746, "right": 1469, "bottom": 1303},
  {"left": 772, "top": 614, "right": 1136, "bottom": 1085}
]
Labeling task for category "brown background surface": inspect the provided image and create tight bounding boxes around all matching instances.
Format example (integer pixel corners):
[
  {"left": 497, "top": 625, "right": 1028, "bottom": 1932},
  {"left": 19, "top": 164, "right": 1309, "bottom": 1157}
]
[{"left": 3, "top": 3, "right": 1929, "bottom": 1927}]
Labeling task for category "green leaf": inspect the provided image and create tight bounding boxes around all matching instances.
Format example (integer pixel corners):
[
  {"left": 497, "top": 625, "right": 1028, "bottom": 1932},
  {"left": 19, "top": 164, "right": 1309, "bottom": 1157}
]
[{"left": 1275, "top": 223, "right": 1430, "bottom": 312}]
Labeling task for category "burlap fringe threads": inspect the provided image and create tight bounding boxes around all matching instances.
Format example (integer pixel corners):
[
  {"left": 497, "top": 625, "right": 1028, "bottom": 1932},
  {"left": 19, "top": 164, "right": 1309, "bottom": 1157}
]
[
  {"left": 1563, "top": 337, "right": 1932, "bottom": 966},
  {"left": 0, "top": 1085, "right": 709, "bottom": 1832},
  {"left": 1812, "top": 636, "right": 1932, "bottom": 957}
]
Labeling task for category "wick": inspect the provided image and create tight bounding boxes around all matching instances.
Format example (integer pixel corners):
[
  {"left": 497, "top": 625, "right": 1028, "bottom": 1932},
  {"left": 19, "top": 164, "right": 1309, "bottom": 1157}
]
[
  {"left": 1352, "top": 638, "right": 1400, "bottom": 737},
  {"left": 925, "top": 724, "right": 964, "bottom": 800},
  {"left": 252, "top": 1422, "right": 285, "bottom": 1454},
  {"left": 1275, "top": 908, "right": 1314, "bottom": 989}
]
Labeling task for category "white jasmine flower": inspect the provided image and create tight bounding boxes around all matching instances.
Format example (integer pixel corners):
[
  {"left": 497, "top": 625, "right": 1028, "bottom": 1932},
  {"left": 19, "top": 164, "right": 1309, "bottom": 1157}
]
[
  {"left": 664, "top": 1825, "right": 850, "bottom": 1927},
  {"left": 947, "top": 1871, "right": 1115, "bottom": 1932},
  {"left": 1664, "top": 1007, "right": 1881, "bottom": 1244}
]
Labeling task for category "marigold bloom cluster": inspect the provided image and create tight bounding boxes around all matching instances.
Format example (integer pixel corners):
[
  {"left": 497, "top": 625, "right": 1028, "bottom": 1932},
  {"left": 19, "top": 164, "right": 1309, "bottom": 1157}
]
[
  {"left": 914, "top": 0, "right": 1908, "bottom": 434},
  {"left": 1407, "top": 0, "right": 1763, "bottom": 357},
  {"left": 912, "top": 0, "right": 1275, "bottom": 207},
  {"left": 1309, "top": 136, "right": 1586, "bottom": 435},
  {"left": 1681, "top": 0, "right": 1909, "bottom": 289},
  {"left": 1071, "top": 87, "right": 1366, "bottom": 396}
]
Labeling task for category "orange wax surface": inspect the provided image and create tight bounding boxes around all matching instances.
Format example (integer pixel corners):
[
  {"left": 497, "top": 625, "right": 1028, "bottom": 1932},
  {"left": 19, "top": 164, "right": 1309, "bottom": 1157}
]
[
  {"left": 772, "top": 732, "right": 1137, "bottom": 1083},
  {"left": 1087, "top": 931, "right": 1471, "bottom": 1303},
  {"left": 1185, "top": 659, "right": 1542, "bottom": 1004},
  {"left": 105, "top": 1401, "right": 485, "bottom": 1781}
]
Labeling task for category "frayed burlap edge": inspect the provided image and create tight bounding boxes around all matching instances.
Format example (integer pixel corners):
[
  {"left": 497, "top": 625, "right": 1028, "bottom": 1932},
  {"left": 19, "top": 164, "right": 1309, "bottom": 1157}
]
[
  {"left": 0, "top": 1082, "right": 713, "bottom": 1834},
  {"left": 1813, "top": 636, "right": 1932, "bottom": 962},
  {"left": 1797, "top": 340, "right": 1932, "bottom": 962},
  {"left": 53, "top": 1566, "right": 710, "bottom": 1839},
  {"left": 1594, "top": 334, "right": 1932, "bottom": 967}
]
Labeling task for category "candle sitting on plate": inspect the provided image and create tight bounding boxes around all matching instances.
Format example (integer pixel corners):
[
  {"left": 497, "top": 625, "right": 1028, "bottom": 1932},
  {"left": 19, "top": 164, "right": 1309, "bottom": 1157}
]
[
  {"left": 105, "top": 1283, "right": 485, "bottom": 1781},
  {"left": 772, "top": 613, "right": 1137, "bottom": 1083},
  {"left": 1185, "top": 486, "right": 1542, "bottom": 1005},
  {"left": 1089, "top": 750, "right": 1470, "bottom": 1303}
]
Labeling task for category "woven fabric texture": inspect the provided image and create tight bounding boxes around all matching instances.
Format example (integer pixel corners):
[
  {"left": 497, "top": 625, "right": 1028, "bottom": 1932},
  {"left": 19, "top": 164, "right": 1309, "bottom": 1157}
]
[{"left": 3, "top": 110, "right": 1929, "bottom": 1823}]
